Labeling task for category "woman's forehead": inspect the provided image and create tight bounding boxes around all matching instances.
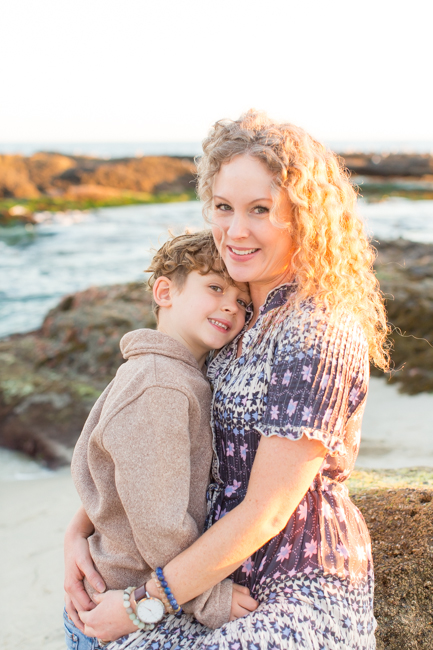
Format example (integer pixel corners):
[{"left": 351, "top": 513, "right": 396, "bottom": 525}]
[{"left": 213, "top": 155, "right": 274, "bottom": 196}]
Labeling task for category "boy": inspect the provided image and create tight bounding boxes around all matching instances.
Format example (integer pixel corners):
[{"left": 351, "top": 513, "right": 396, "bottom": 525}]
[{"left": 66, "top": 231, "right": 252, "bottom": 647}]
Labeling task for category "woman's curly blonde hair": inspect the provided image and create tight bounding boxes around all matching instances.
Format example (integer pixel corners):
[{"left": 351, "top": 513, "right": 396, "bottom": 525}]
[{"left": 196, "top": 110, "right": 390, "bottom": 370}]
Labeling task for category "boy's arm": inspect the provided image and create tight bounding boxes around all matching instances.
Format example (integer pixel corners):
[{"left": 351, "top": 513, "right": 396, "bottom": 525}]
[{"left": 103, "top": 386, "right": 232, "bottom": 627}]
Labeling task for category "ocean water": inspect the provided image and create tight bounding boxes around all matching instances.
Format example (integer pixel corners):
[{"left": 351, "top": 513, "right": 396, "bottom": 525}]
[
  {"left": 0, "top": 201, "right": 204, "bottom": 338},
  {"left": 1, "top": 197, "right": 433, "bottom": 339}
]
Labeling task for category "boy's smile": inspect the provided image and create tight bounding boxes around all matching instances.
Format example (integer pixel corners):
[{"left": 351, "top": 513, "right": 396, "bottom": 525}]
[{"left": 154, "top": 270, "right": 250, "bottom": 367}]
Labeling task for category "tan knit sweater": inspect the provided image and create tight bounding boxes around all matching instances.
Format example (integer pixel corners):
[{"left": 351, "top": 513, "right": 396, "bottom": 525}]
[{"left": 71, "top": 329, "right": 232, "bottom": 629}]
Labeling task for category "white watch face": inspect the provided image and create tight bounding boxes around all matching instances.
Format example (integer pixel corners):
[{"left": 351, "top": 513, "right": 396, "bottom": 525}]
[{"left": 136, "top": 597, "right": 165, "bottom": 624}]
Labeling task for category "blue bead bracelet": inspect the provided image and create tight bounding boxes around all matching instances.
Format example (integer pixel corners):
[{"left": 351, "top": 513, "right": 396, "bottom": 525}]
[{"left": 155, "top": 566, "right": 182, "bottom": 614}]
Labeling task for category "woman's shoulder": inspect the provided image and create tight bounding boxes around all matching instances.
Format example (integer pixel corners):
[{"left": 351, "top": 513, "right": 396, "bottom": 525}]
[{"left": 275, "top": 297, "right": 368, "bottom": 356}]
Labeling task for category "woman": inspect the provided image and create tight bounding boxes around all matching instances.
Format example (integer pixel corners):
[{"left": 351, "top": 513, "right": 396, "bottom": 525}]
[{"left": 65, "top": 110, "right": 389, "bottom": 649}]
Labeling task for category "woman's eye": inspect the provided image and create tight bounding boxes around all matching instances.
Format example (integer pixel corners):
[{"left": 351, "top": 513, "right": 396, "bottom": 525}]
[
  {"left": 253, "top": 205, "right": 269, "bottom": 215},
  {"left": 215, "top": 203, "right": 232, "bottom": 212}
]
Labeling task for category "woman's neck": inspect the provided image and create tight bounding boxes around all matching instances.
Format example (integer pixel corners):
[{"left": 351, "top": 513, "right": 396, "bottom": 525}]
[{"left": 248, "top": 272, "right": 294, "bottom": 327}]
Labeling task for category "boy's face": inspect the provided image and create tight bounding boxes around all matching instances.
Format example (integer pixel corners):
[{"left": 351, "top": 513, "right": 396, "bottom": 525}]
[{"left": 169, "top": 270, "right": 250, "bottom": 359}]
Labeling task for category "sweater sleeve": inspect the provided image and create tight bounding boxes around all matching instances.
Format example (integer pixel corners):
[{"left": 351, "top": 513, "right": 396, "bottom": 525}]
[{"left": 103, "top": 386, "right": 232, "bottom": 628}]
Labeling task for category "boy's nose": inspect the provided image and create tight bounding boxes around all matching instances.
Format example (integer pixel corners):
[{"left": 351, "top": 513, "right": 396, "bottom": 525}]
[{"left": 221, "top": 301, "right": 236, "bottom": 314}]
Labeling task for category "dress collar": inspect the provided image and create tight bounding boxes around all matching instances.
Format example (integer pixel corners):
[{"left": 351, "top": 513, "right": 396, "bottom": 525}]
[{"left": 258, "top": 282, "right": 298, "bottom": 316}]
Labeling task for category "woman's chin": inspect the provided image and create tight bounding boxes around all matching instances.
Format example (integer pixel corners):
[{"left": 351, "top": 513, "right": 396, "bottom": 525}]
[{"left": 224, "top": 264, "right": 257, "bottom": 284}]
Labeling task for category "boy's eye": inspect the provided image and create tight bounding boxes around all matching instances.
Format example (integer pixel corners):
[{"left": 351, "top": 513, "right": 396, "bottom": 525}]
[
  {"left": 215, "top": 203, "right": 232, "bottom": 212},
  {"left": 237, "top": 299, "right": 248, "bottom": 308},
  {"left": 209, "top": 284, "right": 223, "bottom": 293}
]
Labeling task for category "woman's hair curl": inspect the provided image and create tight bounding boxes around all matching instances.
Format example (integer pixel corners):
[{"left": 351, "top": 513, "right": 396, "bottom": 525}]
[{"left": 196, "top": 109, "right": 390, "bottom": 370}]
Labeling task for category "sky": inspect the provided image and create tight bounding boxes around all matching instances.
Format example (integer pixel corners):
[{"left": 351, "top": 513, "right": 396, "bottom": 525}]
[{"left": 1, "top": 0, "right": 432, "bottom": 143}]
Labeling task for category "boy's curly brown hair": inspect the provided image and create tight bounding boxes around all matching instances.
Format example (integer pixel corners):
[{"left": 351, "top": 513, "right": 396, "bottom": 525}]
[{"left": 146, "top": 230, "right": 233, "bottom": 316}]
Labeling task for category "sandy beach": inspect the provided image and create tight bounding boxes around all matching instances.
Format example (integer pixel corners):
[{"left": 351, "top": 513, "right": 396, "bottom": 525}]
[
  {"left": 1, "top": 377, "right": 433, "bottom": 650},
  {"left": 0, "top": 469, "right": 80, "bottom": 650},
  {"left": 360, "top": 377, "right": 433, "bottom": 468}
]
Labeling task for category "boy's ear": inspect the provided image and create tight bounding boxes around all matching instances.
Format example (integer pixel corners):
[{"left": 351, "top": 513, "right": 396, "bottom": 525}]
[{"left": 153, "top": 276, "right": 174, "bottom": 309}]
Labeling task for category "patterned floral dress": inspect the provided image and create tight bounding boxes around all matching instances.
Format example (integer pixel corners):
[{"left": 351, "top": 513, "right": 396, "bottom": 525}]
[{"left": 109, "top": 283, "right": 376, "bottom": 650}]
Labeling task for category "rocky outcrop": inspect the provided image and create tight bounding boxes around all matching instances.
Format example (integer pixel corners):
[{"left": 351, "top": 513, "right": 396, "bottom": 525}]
[
  {"left": 350, "top": 479, "right": 433, "bottom": 649},
  {"left": 343, "top": 152, "right": 433, "bottom": 178},
  {"left": 374, "top": 239, "right": 433, "bottom": 393},
  {"left": 0, "top": 283, "right": 156, "bottom": 466},
  {"left": 0, "top": 153, "right": 196, "bottom": 201},
  {"left": 0, "top": 153, "right": 77, "bottom": 198}
]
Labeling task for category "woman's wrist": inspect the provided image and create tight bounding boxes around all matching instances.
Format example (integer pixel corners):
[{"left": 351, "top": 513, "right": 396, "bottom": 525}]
[{"left": 145, "top": 578, "right": 160, "bottom": 600}]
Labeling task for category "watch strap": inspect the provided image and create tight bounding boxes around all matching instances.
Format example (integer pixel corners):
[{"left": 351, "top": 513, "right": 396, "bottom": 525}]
[{"left": 134, "top": 585, "right": 148, "bottom": 603}]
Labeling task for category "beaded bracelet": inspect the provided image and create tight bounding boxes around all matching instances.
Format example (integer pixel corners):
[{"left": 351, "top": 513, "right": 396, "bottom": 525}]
[
  {"left": 155, "top": 567, "right": 182, "bottom": 614},
  {"left": 151, "top": 567, "right": 182, "bottom": 615},
  {"left": 123, "top": 586, "right": 155, "bottom": 631},
  {"left": 150, "top": 572, "right": 175, "bottom": 614}
]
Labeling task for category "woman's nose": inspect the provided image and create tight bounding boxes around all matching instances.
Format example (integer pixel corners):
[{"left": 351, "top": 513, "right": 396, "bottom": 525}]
[{"left": 227, "top": 212, "right": 249, "bottom": 239}]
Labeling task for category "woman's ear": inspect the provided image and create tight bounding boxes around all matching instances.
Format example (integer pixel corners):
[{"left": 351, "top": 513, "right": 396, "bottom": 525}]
[{"left": 153, "top": 276, "right": 173, "bottom": 309}]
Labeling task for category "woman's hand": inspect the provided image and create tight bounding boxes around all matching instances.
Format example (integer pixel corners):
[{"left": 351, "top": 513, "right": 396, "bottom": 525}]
[
  {"left": 64, "top": 507, "right": 105, "bottom": 631},
  {"left": 79, "top": 590, "right": 137, "bottom": 641},
  {"left": 229, "top": 584, "right": 258, "bottom": 621}
]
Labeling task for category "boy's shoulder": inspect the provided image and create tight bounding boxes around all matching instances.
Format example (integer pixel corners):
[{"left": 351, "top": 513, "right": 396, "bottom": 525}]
[{"left": 117, "top": 328, "right": 209, "bottom": 396}]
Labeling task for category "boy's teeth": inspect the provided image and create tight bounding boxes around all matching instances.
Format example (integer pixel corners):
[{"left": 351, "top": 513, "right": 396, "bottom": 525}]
[
  {"left": 210, "top": 319, "right": 228, "bottom": 330},
  {"left": 231, "top": 247, "right": 258, "bottom": 255}
]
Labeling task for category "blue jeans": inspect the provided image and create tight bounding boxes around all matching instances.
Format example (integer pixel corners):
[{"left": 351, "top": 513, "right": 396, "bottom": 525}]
[{"left": 63, "top": 608, "right": 102, "bottom": 650}]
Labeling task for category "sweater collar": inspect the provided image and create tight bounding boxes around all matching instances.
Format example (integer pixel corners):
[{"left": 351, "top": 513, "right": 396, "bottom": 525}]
[{"left": 120, "top": 329, "right": 202, "bottom": 371}]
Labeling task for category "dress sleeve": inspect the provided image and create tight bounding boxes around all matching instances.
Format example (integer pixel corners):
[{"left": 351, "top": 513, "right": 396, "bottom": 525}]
[{"left": 255, "top": 307, "right": 369, "bottom": 455}]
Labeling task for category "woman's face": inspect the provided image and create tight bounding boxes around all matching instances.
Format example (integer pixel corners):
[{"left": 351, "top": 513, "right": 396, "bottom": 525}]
[{"left": 211, "top": 154, "right": 293, "bottom": 304}]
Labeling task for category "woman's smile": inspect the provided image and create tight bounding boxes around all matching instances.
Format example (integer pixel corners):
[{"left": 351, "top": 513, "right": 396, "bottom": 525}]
[{"left": 227, "top": 245, "right": 260, "bottom": 261}]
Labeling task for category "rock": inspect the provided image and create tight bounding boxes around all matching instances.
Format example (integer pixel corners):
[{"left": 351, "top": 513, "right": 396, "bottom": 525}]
[
  {"left": 348, "top": 474, "right": 433, "bottom": 650},
  {"left": 0, "top": 283, "right": 156, "bottom": 466},
  {"left": 373, "top": 240, "right": 433, "bottom": 393},
  {"left": 0, "top": 153, "right": 196, "bottom": 200},
  {"left": 0, "top": 155, "right": 40, "bottom": 198},
  {"left": 70, "top": 156, "right": 196, "bottom": 194},
  {"left": 343, "top": 152, "right": 433, "bottom": 178},
  {"left": 26, "top": 152, "right": 77, "bottom": 192}
]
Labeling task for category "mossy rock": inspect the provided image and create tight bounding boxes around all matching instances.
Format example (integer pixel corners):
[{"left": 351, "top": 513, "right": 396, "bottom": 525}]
[
  {"left": 348, "top": 470, "right": 433, "bottom": 649},
  {"left": 373, "top": 240, "right": 433, "bottom": 394},
  {"left": 0, "top": 283, "right": 156, "bottom": 466}
]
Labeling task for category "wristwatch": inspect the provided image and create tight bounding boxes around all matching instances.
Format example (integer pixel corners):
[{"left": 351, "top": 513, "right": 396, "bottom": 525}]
[{"left": 132, "top": 586, "right": 165, "bottom": 625}]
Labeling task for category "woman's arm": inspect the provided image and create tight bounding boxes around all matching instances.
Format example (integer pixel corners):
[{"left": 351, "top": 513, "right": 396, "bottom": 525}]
[
  {"left": 64, "top": 506, "right": 105, "bottom": 630},
  {"left": 79, "top": 434, "right": 325, "bottom": 639},
  {"left": 146, "top": 433, "right": 326, "bottom": 604}
]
